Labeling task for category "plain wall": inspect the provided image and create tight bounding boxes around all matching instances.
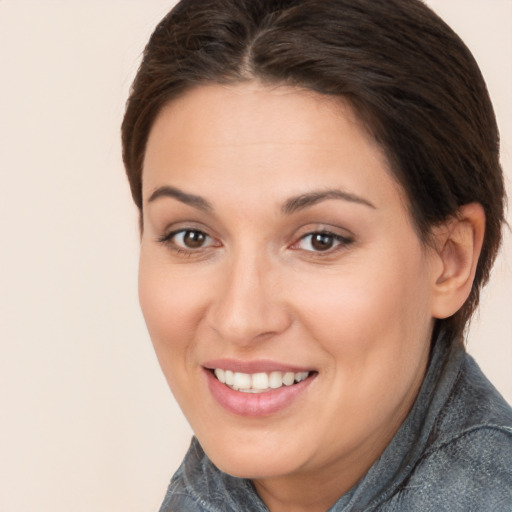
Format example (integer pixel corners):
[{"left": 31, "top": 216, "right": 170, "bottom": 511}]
[{"left": 0, "top": 1, "right": 510, "bottom": 511}]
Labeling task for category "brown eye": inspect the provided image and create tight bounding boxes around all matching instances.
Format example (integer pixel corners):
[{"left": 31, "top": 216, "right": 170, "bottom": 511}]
[
  {"left": 165, "top": 229, "right": 214, "bottom": 250},
  {"left": 296, "top": 231, "right": 352, "bottom": 253},
  {"left": 182, "top": 230, "right": 207, "bottom": 248},
  {"left": 310, "top": 233, "right": 335, "bottom": 251}
]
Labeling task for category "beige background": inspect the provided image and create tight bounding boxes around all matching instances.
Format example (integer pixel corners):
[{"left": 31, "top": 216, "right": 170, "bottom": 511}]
[{"left": 0, "top": 1, "right": 510, "bottom": 511}]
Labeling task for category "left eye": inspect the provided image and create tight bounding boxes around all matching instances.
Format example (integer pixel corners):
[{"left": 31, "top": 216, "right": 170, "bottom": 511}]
[{"left": 296, "top": 232, "right": 351, "bottom": 252}]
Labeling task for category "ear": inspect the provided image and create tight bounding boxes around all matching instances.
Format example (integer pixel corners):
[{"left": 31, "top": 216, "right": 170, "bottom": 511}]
[{"left": 430, "top": 203, "right": 486, "bottom": 319}]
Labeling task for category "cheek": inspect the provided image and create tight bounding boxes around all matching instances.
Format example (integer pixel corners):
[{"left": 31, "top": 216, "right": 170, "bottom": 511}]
[
  {"left": 137, "top": 251, "right": 208, "bottom": 373},
  {"left": 290, "top": 247, "right": 432, "bottom": 360},
  {"left": 287, "top": 252, "right": 433, "bottom": 441}
]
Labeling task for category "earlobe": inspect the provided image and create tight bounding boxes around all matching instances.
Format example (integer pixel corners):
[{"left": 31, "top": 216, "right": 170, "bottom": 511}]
[{"left": 430, "top": 203, "right": 486, "bottom": 319}]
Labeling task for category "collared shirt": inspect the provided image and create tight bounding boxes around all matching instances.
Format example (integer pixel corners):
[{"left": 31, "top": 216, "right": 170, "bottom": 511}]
[{"left": 159, "top": 336, "right": 512, "bottom": 511}]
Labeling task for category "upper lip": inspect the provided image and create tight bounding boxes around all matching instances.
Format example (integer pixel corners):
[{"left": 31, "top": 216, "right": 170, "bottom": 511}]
[{"left": 203, "top": 358, "right": 314, "bottom": 374}]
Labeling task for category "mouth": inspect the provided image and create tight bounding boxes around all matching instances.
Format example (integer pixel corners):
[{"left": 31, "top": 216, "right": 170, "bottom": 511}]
[
  {"left": 203, "top": 359, "right": 317, "bottom": 416},
  {"left": 212, "top": 368, "right": 312, "bottom": 393}
]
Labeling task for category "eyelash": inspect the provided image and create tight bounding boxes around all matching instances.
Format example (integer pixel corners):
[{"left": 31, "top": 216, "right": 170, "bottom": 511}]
[
  {"left": 157, "top": 228, "right": 353, "bottom": 256},
  {"left": 293, "top": 231, "right": 354, "bottom": 255},
  {"left": 157, "top": 228, "right": 216, "bottom": 255}
]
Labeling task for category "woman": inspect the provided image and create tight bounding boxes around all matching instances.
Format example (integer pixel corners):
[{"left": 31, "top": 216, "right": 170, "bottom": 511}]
[{"left": 122, "top": 0, "right": 512, "bottom": 510}]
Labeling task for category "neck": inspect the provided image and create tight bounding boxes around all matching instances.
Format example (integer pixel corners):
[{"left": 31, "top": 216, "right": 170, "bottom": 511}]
[
  {"left": 252, "top": 439, "right": 386, "bottom": 512},
  {"left": 251, "top": 356, "right": 429, "bottom": 512}
]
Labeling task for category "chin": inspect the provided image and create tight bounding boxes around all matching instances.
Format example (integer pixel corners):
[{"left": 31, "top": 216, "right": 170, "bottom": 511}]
[{"left": 198, "top": 432, "right": 306, "bottom": 480}]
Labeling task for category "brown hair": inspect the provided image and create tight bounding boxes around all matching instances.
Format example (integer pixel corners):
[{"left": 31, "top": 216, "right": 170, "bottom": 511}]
[{"left": 122, "top": 0, "right": 505, "bottom": 344}]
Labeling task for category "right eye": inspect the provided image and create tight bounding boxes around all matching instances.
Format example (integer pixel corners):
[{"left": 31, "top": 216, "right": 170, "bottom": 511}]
[
  {"left": 158, "top": 228, "right": 218, "bottom": 253},
  {"left": 172, "top": 229, "right": 211, "bottom": 249}
]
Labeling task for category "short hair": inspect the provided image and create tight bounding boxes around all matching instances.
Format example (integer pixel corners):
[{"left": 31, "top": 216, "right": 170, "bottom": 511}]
[{"left": 122, "top": 0, "right": 505, "bottom": 345}]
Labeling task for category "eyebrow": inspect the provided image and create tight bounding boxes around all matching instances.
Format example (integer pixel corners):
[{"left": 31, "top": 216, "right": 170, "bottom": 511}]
[
  {"left": 147, "top": 186, "right": 213, "bottom": 212},
  {"left": 282, "top": 189, "right": 376, "bottom": 214},
  {"left": 147, "top": 185, "right": 375, "bottom": 215}
]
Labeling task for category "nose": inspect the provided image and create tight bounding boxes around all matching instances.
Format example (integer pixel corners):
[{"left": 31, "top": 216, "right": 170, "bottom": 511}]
[{"left": 206, "top": 251, "right": 292, "bottom": 345}]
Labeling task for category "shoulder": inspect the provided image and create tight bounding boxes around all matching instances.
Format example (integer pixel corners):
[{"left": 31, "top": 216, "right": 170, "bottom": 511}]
[
  {"left": 386, "top": 426, "right": 512, "bottom": 511},
  {"left": 379, "top": 352, "right": 512, "bottom": 511},
  {"left": 432, "top": 351, "right": 512, "bottom": 442},
  {"left": 158, "top": 438, "right": 267, "bottom": 512},
  {"left": 158, "top": 440, "right": 217, "bottom": 512},
  {"left": 159, "top": 439, "right": 223, "bottom": 512},
  {"left": 159, "top": 488, "right": 214, "bottom": 512}
]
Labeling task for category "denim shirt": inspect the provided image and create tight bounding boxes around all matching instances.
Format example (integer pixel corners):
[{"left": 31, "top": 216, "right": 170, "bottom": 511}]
[{"left": 159, "top": 336, "right": 512, "bottom": 511}]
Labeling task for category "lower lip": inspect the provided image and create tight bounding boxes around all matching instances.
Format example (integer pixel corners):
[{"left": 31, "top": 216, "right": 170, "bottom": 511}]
[{"left": 205, "top": 369, "right": 315, "bottom": 417}]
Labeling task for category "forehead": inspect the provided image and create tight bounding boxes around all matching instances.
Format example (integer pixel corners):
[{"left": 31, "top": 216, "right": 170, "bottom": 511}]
[
  {"left": 147, "top": 82, "right": 378, "bottom": 151},
  {"left": 142, "top": 82, "right": 404, "bottom": 212}
]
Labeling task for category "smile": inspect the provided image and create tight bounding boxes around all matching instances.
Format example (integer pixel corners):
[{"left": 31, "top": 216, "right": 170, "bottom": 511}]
[
  {"left": 204, "top": 363, "right": 316, "bottom": 416},
  {"left": 213, "top": 369, "right": 310, "bottom": 393}
]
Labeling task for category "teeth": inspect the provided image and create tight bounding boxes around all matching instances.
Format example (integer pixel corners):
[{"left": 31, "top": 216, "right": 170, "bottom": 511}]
[
  {"left": 251, "top": 372, "right": 269, "bottom": 390},
  {"left": 213, "top": 369, "right": 311, "bottom": 393},
  {"left": 233, "top": 372, "right": 251, "bottom": 389},
  {"left": 283, "top": 372, "right": 295, "bottom": 386},
  {"left": 269, "top": 371, "right": 284, "bottom": 389},
  {"left": 295, "top": 371, "right": 309, "bottom": 382}
]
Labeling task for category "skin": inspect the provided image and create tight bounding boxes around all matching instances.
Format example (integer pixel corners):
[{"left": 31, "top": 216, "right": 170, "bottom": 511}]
[{"left": 138, "top": 82, "right": 483, "bottom": 512}]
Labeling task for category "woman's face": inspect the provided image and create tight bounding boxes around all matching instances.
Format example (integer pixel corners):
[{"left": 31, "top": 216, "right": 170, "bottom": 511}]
[{"left": 139, "top": 83, "right": 438, "bottom": 490}]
